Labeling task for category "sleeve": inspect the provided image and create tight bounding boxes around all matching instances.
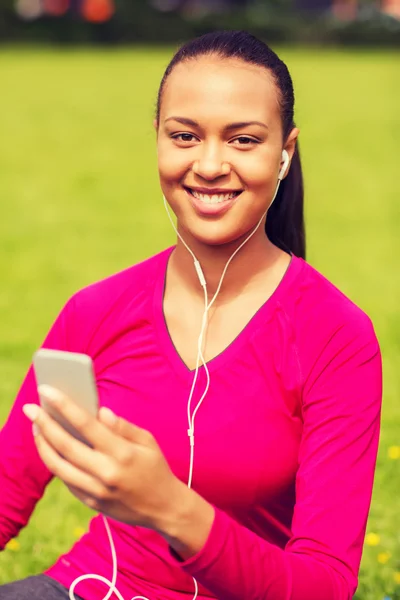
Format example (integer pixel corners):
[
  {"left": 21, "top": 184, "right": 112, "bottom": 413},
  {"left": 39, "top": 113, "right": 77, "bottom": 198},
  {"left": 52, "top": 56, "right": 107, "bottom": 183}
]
[
  {"left": 171, "top": 315, "right": 382, "bottom": 600},
  {"left": 0, "top": 296, "right": 77, "bottom": 550}
]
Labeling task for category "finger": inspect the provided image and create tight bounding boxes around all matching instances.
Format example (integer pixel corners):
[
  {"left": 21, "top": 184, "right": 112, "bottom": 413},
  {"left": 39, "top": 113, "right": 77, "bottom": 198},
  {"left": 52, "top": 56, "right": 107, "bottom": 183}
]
[
  {"left": 99, "top": 407, "right": 154, "bottom": 447},
  {"left": 23, "top": 403, "right": 116, "bottom": 483},
  {"left": 65, "top": 485, "right": 105, "bottom": 512},
  {"left": 67, "top": 484, "right": 92, "bottom": 502},
  {"left": 37, "top": 385, "right": 130, "bottom": 457},
  {"left": 30, "top": 393, "right": 140, "bottom": 478},
  {"left": 33, "top": 428, "right": 111, "bottom": 501}
]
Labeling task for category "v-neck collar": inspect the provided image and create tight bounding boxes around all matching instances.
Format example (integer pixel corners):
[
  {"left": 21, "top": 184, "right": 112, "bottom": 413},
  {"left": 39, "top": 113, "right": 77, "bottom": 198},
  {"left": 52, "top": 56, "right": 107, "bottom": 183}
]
[{"left": 152, "top": 246, "right": 301, "bottom": 383}]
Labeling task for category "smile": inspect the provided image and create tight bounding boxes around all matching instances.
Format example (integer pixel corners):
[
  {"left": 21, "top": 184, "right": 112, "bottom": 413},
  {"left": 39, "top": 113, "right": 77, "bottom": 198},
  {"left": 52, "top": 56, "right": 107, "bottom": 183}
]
[{"left": 184, "top": 187, "right": 243, "bottom": 205}]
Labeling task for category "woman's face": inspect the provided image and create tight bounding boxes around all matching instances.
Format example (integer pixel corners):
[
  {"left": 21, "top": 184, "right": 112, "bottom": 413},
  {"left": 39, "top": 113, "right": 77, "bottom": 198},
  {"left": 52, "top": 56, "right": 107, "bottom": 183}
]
[{"left": 156, "top": 55, "right": 298, "bottom": 247}]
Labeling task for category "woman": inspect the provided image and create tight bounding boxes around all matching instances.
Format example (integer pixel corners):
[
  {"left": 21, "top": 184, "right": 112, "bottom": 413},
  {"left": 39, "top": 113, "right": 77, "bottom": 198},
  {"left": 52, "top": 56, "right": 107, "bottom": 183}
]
[{"left": 0, "top": 30, "right": 382, "bottom": 600}]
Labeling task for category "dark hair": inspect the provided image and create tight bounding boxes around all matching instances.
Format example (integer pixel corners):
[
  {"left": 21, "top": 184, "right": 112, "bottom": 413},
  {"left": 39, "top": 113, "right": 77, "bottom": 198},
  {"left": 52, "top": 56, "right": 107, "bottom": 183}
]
[{"left": 156, "top": 30, "right": 305, "bottom": 259}]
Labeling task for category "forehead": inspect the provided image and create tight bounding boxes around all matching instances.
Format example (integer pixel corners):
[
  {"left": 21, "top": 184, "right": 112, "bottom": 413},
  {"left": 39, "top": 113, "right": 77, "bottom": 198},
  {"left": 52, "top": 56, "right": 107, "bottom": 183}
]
[{"left": 160, "top": 56, "right": 280, "bottom": 127}]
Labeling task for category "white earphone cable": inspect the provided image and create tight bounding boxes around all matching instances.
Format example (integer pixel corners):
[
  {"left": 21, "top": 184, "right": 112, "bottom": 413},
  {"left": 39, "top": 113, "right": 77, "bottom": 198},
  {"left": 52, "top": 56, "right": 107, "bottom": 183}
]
[
  {"left": 183, "top": 176, "right": 283, "bottom": 491},
  {"left": 69, "top": 169, "right": 285, "bottom": 600}
]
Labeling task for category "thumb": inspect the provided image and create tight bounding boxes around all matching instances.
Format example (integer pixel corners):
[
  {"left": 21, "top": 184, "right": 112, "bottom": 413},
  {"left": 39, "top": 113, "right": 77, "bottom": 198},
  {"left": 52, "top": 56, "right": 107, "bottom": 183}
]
[{"left": 98, "top": 407, "right": 153, "bottom": 446}]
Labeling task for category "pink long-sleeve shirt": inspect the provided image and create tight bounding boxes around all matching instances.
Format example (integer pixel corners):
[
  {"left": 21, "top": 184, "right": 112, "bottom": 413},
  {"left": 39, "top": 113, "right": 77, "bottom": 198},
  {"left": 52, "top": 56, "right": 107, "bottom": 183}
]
[{"left": 0, "top": 247, "right": 382, "bottom": 600}]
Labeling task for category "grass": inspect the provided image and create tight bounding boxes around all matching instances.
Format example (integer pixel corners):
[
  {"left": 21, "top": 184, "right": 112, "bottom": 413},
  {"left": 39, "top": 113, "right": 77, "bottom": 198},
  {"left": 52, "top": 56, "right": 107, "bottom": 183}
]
[{"left": 0, "top": 45, "right": 399, "bottom": 598}]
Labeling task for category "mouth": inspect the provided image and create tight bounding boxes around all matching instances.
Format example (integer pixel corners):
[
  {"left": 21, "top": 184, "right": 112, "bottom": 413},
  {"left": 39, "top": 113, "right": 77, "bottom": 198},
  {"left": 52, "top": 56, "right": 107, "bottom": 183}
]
[{"left": 184, "top": 186, "right": 243, "bottom": 205}]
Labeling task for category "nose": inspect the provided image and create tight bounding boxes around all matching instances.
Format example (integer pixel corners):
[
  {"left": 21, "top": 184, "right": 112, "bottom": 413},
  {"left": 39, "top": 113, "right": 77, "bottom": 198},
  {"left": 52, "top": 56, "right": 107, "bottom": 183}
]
[{"left": 192, "top": 143, "right": 230, "bottom": 180}]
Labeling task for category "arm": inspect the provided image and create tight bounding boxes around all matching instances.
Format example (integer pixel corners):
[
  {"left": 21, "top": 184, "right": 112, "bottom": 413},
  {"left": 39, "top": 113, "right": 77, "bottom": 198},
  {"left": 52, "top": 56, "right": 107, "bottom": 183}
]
[
  {"left": 163, "top": 316, "right": 382, "bottom": 600},
  {"left": 0, "top": 298, "right": 76, "bottom": 550}
]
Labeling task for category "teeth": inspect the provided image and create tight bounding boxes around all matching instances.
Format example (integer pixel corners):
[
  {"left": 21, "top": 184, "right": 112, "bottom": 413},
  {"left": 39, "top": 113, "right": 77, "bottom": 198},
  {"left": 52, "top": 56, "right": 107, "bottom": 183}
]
[{"left": 191, "top": 190, "right": 238, "bottom": 204}]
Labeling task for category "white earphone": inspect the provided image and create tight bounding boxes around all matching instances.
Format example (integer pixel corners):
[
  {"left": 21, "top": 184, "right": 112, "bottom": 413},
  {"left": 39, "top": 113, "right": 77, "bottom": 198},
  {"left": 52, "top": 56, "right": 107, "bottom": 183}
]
[{"left": 279, "top": 149, "right": 290, "bottom": 181}]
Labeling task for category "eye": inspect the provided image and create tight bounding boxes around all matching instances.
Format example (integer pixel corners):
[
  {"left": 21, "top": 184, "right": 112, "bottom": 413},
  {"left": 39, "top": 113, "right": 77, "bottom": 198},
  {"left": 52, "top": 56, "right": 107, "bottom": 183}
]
[
  {"left": 232, "top": 136, "right": 260, "bottom": 146},
  {"left": 171, "top": 133, "right": 198, "bottom": 144}
]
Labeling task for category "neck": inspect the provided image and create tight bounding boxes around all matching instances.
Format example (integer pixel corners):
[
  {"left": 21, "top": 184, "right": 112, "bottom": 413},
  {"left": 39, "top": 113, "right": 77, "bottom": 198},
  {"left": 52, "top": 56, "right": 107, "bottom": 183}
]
[{"left": 169, "top": 223, "right": 284, "bottom": 301}]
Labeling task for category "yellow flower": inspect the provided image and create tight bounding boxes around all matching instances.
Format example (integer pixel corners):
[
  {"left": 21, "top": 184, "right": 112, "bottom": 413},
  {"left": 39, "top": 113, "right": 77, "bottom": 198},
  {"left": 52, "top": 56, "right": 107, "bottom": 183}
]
[
  {"left": 393, "top": 571, "right": 400, "bottom": 584},
  {"left": 388, "top": 446, "right": 400, "bottom": 460},
  {"left": 365, "top": 533, "right": 380, "bottom": 546},
  {"left": 6, "top": 539, "right": 20, "bottom": 551},
  {"left": 73, "top": 527, "right": 86, "bottom": 539},
  {"left": 377, "top": 551, "right": 391, "bottom": 564}
]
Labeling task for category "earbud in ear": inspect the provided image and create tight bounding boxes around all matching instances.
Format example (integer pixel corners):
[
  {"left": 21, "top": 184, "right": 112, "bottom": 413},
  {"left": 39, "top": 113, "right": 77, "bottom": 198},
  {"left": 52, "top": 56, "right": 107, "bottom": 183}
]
[{"left": 278, "top": 149, "right": 290, "bottom": 181}]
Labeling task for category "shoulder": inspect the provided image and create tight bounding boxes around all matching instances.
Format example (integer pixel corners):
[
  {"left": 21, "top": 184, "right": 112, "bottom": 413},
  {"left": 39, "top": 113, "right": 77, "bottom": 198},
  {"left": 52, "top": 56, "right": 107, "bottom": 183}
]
[
  {"left": 285, "top": 256, "right": 376, "bottom": 334},
  {"left": 280, "top": 257, "right": 380, "bottom": 375},
  {"left": 70, "top": 246, "right": 172, "bottom": 312},
  {"left": 57, "top": 247, "right": 173, "bottom": 349}
]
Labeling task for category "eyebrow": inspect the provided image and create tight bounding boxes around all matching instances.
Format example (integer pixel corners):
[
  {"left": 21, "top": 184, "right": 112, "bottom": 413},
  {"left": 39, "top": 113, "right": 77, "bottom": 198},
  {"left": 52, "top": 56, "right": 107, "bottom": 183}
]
[{"left": 164, "top": 116, "right": 268, "bottom": 131}]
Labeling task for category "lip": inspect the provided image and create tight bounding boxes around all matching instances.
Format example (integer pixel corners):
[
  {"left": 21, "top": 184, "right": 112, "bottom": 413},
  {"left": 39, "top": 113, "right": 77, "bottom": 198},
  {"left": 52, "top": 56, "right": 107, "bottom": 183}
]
[
  {"left": 186, "top": 186, "right": 243, "bottom": 194},
  {"left": 184, "top": 186, "right": 242, "bottom": 217}
]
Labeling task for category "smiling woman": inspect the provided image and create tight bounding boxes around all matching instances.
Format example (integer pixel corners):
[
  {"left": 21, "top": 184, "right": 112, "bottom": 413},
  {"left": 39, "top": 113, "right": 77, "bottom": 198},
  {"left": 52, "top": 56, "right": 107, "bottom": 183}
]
[
  {"left": 0, "top": 30, "right": 382, "bottom": 600},
  {"left": 156, "top": 38, "right": 303, "bottom": 255}
]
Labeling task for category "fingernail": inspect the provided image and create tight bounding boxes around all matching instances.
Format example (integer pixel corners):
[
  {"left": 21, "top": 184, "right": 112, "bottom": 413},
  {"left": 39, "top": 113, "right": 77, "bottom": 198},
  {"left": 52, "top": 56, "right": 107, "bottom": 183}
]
[
  {"left": 100, "top": 407, "right": 118, "bottom": 425},
  {"left": 38, "top": 384, "right": 64, "bottom": 403},
  {"left": 23, "top": 404, "right": 40, "bottom": 422}
]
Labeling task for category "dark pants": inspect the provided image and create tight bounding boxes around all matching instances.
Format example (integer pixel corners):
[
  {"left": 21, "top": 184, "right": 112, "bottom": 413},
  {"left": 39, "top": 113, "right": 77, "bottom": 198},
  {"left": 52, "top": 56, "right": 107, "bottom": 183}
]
[{"left": 0, "top": 575, "right": 85, "bottom": 600}]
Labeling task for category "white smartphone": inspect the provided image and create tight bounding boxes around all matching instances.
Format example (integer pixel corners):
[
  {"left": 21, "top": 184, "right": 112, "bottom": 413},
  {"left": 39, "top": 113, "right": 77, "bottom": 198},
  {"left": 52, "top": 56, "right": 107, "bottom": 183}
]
[{"left": 32, "top": 349, "right": 99, "bottom": 445}]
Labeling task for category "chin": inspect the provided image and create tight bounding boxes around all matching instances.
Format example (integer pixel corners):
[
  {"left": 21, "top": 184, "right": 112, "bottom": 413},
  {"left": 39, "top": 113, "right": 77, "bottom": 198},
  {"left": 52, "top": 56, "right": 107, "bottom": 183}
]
[{"left": 181, "top": 218, "right": 258, "bottom": 248}]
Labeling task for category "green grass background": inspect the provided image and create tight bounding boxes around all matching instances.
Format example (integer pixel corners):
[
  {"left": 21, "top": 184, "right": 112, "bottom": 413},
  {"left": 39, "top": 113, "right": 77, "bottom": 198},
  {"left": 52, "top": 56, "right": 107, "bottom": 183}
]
[{"left": 0, "top": 46, "right": 398, "bottom": 599}]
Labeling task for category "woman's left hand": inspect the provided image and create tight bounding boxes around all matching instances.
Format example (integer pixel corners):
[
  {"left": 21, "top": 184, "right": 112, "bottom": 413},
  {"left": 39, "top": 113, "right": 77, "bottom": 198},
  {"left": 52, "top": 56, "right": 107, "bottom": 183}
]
[{"left": 23, "top": 386, "right": 187, "bottom": 533}]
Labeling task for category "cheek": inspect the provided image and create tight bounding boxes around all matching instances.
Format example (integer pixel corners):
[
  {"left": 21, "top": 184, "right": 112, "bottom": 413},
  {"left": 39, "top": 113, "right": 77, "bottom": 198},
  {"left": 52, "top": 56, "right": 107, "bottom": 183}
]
[
  {"left": 157, "top": 143, "right": 190, "bottom": 185},
  {"left": 238, "top": 159, "right": 277, "bottom": 197},
  {"left": 232, "top": 144, "right": 279, "bottom": 190}
]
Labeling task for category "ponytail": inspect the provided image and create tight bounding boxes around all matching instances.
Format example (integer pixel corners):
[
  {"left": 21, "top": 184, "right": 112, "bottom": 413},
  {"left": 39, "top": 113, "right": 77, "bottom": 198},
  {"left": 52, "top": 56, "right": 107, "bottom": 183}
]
[{"left": 266, "top": 141, "right": 305, "bottom": 259}]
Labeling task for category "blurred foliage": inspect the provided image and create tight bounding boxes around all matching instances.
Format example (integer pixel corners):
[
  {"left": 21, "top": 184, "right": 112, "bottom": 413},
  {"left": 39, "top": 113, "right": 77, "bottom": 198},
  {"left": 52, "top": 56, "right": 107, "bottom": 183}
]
[{"left": 0, "top": 0, "right": 399, "bottom": 47}]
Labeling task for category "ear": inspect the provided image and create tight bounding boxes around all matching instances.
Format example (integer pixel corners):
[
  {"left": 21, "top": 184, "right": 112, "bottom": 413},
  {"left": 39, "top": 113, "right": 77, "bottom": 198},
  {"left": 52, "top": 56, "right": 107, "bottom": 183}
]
[{"left": 282, "top": 127, "right": 300, "bottom": 179}]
